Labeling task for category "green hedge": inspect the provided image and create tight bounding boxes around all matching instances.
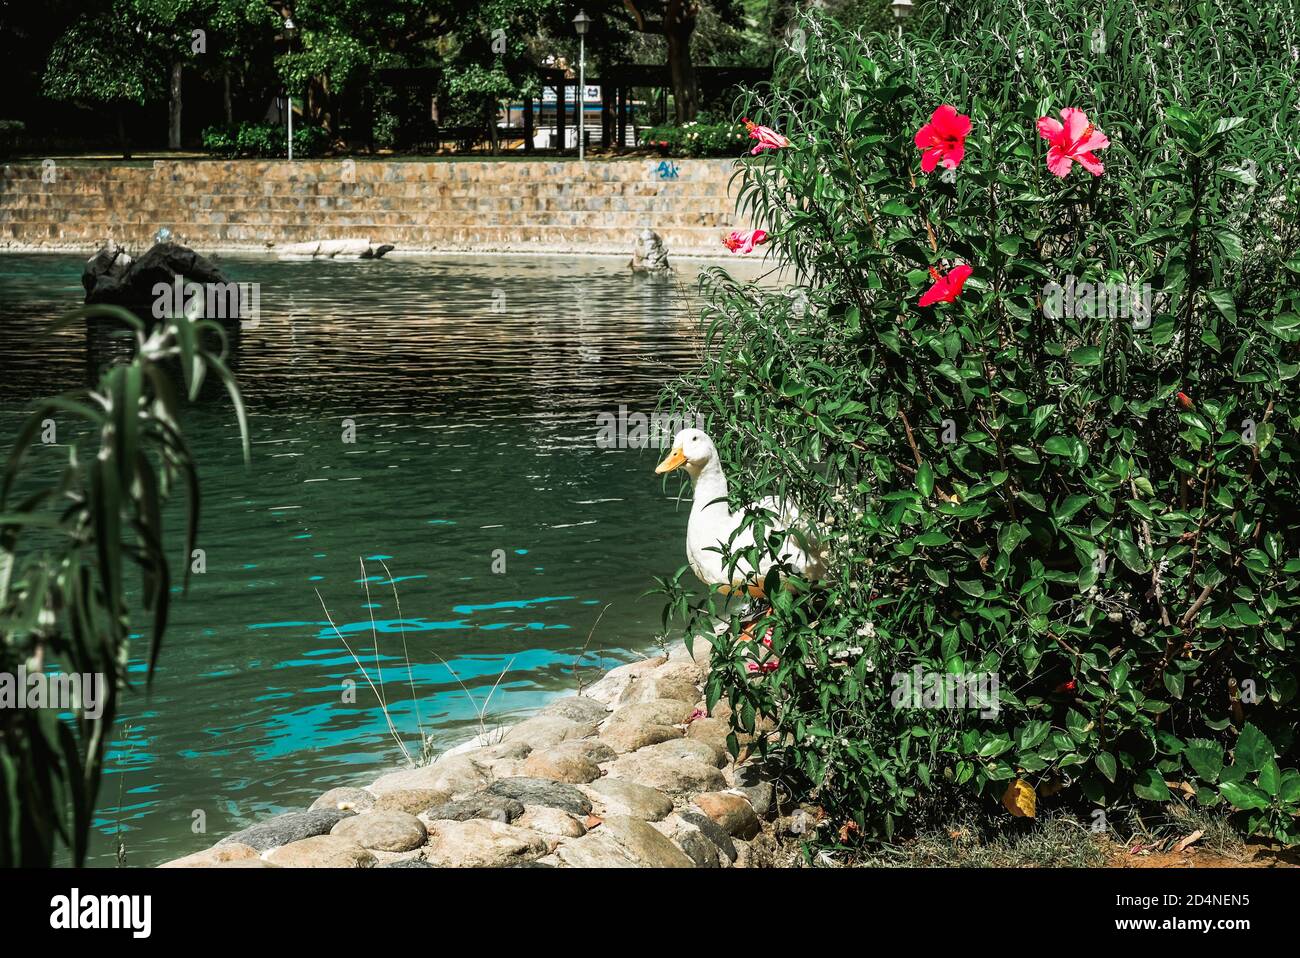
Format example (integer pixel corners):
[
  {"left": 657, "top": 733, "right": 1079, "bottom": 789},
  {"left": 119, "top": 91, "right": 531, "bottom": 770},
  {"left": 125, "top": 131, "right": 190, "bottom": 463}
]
[
  {"left": 201, "top": 121, "right": 329, "bottom": 159},
  {"left": 660, "top": 0, "right": 1300, "bottom": 845}
]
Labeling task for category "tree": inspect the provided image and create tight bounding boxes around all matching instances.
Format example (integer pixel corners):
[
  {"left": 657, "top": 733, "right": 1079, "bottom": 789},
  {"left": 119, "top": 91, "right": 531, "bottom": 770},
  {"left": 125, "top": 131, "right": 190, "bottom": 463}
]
[
  {"left": 42, "top": 13, "right": 164, "bottom": 158},
  {"left": 624, "top": 0, "right": 701, "bottom": 122}
]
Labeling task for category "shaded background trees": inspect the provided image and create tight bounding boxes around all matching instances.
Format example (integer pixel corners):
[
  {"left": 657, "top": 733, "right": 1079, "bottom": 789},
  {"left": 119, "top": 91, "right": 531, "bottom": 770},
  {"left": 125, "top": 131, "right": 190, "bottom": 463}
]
[{"left": 0, "top": 0, "right": 911, "bottom": 155}]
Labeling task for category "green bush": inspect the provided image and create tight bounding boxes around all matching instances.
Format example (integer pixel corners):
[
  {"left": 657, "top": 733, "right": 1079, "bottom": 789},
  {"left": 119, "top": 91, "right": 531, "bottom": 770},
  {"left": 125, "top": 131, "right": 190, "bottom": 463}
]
[
  {"left": 200, "top": 121, "right": 329, "bottom": 159},
  {"left": 640, "top": 119, "right": 750, "bottom": 157},
  {"left": 660, "top": 0, "right": 1300, "bottom": 845}
]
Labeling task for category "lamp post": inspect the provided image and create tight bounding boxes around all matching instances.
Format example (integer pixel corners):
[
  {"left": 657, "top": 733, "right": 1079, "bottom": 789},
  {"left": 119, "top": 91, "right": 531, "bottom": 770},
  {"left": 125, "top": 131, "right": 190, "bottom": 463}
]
[
  {"left": 890, "top": 0, "right": 914, "bottom": 35},
  {"left": 284, "top": 17, "right": 296, "bottom": 161},
  {"left": 573, "top": 10, "right": 592, "bottom": 160}
]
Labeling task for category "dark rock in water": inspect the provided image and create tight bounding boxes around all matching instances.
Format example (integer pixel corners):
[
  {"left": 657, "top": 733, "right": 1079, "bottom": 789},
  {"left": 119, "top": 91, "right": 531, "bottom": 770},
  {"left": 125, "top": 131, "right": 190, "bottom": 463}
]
[
  {"left": 380, "top": 858, "right": 434, "bottom": 868},
  {"left": 81, "top": 244, "right": 133, "bottom": 298},
  {"left": 218, "top": 808, "right": 354, "bottom": 852},
  {"left": 82, "top": 242, "right": 243, "bottom": 322},
  {"left": 423, "top": 793, "right": 524, "bottom": 823},
  {"left": 363, "top": 244, "right": 395, "bottom": 259},
  {"left": 485, "top": 777, "right": 593, "bottom": 817}
]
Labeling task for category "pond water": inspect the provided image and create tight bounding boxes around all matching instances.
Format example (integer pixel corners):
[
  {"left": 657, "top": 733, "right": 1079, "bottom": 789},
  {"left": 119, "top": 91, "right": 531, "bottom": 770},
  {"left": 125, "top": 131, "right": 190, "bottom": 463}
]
[{"left": 0, "top": 251, "right": 755, "bottom": 866}]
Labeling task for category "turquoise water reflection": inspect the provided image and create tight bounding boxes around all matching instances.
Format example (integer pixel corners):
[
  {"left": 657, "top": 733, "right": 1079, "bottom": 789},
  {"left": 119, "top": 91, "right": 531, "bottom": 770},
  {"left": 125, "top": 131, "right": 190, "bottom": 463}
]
[{"left": 0, "top": 252, "right": 755, "bottom": 865}]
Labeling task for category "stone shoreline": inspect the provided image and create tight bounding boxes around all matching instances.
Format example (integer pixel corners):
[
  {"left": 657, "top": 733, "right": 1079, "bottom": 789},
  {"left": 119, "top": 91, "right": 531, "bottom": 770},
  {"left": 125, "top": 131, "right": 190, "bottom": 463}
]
[{"left": 161, "top": 634, "right": 783, "bottom": 868}]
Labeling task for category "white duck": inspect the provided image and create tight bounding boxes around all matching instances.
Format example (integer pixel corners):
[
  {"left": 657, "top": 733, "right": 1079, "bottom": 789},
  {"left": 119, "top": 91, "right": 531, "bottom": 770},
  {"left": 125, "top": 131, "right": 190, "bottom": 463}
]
[{"left": 655, "top": 428, "right": 826, "bottom": 595}]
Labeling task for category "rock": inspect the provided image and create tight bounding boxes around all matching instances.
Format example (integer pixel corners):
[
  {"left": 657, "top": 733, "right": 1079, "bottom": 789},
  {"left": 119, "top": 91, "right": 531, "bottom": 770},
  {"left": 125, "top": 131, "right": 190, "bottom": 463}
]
[
  {"left": 639, "top": 736, "right": 726, "bottom": 769},
  {"left": 81, "top": 243, "right": 132, "bottom": 298},
  {"left": 210, "top": 859, "right": 278, "bottom": 868},
  {"left": 276, "top": 238, "right": 395, "bottom": 259},
  {"left": 310, "top": 787, "right": 376, "bottom": 813},
  {"left": 521, "top": 739, "right": 608, "bottom": 784},
  {"left": 331, "top": 810, "right": 428, "bottom": 852},
  {"left": 604, "top": 751, "right": 726, "bottom": 796},
  {"left": 599, "top": 722, "right": 683, "bottom": 754},
  {"left": 733, "top": 782, "right": 774, "bottom": 818},
  {"left": 83, "top": 242, "right": 244, "bottom": 321},
  {"left": 372, "top": 787, "right": 451, "bottom": 816},
  {"left": 516, "top": 805, "right": 586, "bottom": 838},
  {"left": 618, "top": 660, "right": 702, "bottom": 706},
  {"left": 581, "top": 778, "right": 674, "bottom": 822},
  {"left": 538, "top": 695, "right": 610, "bottom": 725},
  {"left": 692, "top": 792, "right": 761, "bottom": 839},
  {"left": 522, "top": 749, "right": 600, "bottom": 784},
  {"left": 381, "top": 858, "right": 435, "bottom": 868},
  {"left": 606, "top": 699, "right": 696, "bottom": 728},
  {"left": 158, "top": 842, "right": 261, "bottom": 868},
  {"left": 485, "top": 778, "right": 593, "bottom": 817},
  {"left": 686, "top": 717, "right": 733, "bottom": 756},
  {"left": 368, "top": 755, "right": 490, "bottom": 799},
  {"left": 677, "top": 809, "right": 738, "bottom": 863},
  {"left": 557, "top": 815, "right": 692, "bottom": 868},
  {"left": 423, "top": 819, "right": 554, "bottom": 868},
  {"left": 419, "top": 793, "right": 524, "bottom": 824},
  {"left": 629, "top": 228, "right": 671, "bottom": 274},
  {"left": 473, "top": 740, "right": 534, "bottom": 761},
  {"left": 502, "top": 715, "right": 597, "bottom": 749},
  {"left": 668, "top": 634, "right": 713, "bottom": 670},
  {"left": 653, "top": 816, "right": 724, "bottom": 868},
  {"left": 582, "top": 656, "right": 667, "bottom": 706},
  {"left": 218, "top": 809, "right": 354, "bottom": 852},
  {"left": 265, "top": 835, "right": 377, "bottom": 868}
]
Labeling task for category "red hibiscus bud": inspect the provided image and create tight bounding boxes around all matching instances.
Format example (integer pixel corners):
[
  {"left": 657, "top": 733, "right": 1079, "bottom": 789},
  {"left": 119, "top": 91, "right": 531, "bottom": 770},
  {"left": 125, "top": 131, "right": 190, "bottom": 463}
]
[{"left": 1177, "top": 391, "right": 1194, "bottom": 409}]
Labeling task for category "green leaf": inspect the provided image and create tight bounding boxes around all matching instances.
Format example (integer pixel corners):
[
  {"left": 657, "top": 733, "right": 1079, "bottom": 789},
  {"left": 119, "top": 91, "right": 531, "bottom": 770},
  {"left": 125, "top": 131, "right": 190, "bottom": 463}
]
[
  {"left": 1133, "top": 768, "right": 1172, "bottom": 802},
  {"left": 1219, "top": 781, "right": 1270, "bottom": 811},
  {"left": 916, "top": 461, "right": 934, "bottom": 497},
  {"left": 1234, "top": 723, "right": 1273, "bottom": 773},
  {"left": 1095, "top": 751, "right": 1117, "bottom": 783},
  {"left": 1069, "top": 345, "right": 1102, "bottom": 366},
  {"left": 1184, "top": 739, "right": 1224, "bottom": 783}
]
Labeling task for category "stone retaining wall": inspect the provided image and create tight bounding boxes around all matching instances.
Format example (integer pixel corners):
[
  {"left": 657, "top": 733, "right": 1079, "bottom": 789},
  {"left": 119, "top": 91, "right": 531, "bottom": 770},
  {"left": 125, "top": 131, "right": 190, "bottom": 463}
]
[
  {"left": 161, "top": 634, "right": 782, "bottom": 869},
  {"left": 0, "top": 158, "right": 741, "bottom": 257}
]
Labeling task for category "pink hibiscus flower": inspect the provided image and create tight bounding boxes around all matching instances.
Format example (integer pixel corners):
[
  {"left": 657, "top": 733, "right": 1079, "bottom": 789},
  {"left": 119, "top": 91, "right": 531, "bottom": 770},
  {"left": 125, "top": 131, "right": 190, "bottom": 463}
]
[
  {"left": 918, "top": 264, "right": 974, "bottom": 307},
  {"left": 723, "top": 229, "right": 769, "bottom": 254},
  {"left": 1036, "top": 107, "right": 1110, "bottom": 177},
  {"left": 914, "top": 104, "right": 972, "bottom": 173},
  {"left": 743, "top": 118, "right": 790, "bottom": 154}
]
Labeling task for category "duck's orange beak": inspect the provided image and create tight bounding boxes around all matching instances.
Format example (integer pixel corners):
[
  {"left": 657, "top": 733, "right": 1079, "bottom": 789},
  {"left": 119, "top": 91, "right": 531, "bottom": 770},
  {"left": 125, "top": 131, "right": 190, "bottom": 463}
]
[{"left": 655, "top": 446, "right": 688, "bottom": 474}]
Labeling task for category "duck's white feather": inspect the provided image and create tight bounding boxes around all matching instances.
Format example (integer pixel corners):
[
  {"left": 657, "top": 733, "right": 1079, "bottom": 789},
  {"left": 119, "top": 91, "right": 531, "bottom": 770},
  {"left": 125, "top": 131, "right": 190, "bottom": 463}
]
[{"left": 670, "top": 433, "right": 825, "bottom": 593}]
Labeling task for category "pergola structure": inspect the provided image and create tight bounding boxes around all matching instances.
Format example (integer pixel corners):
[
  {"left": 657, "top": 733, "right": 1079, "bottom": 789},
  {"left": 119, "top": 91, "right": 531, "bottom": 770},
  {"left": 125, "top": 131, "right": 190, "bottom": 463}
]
[{"left": 376, "top": 64, "right": 772, "bottom": 154}]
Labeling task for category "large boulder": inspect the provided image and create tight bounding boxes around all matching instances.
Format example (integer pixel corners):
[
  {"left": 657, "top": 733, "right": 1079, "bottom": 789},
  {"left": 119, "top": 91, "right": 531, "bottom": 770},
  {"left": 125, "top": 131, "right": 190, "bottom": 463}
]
[
  {"left": 217, "top": 808, "right": 354, "bottom": 852},
  {"left": 275, "top": 238, "right": 394, "bottom": 259},
  {"left": 83, "top": 242, "right": 243, "bottom": 321},
  {"left": 81, "top": 243, "right": 132, "bottom": 298}
]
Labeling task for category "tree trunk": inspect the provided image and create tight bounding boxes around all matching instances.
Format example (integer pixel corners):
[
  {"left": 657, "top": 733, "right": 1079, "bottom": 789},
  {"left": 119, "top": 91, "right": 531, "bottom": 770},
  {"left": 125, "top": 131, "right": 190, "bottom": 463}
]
[
  {"left": 223, "top": 67, "right": 233, "bottom": 127},
  {"left": 168, "top": 60, "right": 183, "bottom": 150},
  {"left": 116, "top": 104, "right": 131, "bottom": 160},
  {"left": 486, "top": 97, "right": 499, "bottom": 155},
  {"left": 665, "top": 0, "right": 699, "bottom": 123}
]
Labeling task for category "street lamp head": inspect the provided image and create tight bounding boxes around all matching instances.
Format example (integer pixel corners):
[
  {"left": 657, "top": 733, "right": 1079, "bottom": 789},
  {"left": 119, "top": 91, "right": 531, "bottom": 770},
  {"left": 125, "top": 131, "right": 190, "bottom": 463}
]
[
  {"left": 573, "top": 9, "right": 592, "bottom": 36},
  {"left": 890, "top": 0, "right": 915, "bottom": 19},
  {"left": 284, "top": 17, "right": 296, "bottom": 34}
]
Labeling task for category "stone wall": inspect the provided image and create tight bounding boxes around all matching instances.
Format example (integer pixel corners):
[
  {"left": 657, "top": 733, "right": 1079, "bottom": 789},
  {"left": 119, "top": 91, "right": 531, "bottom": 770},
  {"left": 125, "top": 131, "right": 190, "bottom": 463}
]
[{"left": 0, "top": 158, "right": 741, "bottom": 257}]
